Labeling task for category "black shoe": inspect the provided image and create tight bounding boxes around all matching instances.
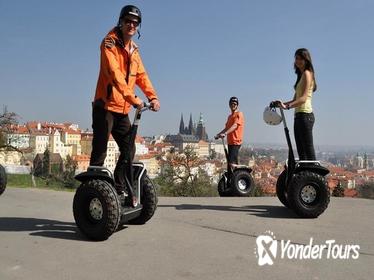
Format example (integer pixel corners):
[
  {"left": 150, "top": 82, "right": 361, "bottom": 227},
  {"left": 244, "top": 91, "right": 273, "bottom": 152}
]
[
  {"left": 117, "top": 191, "right": 128, "bottom": 207},
  {"left": 119, "top": 194, "right": 138, "bottom": 208}
]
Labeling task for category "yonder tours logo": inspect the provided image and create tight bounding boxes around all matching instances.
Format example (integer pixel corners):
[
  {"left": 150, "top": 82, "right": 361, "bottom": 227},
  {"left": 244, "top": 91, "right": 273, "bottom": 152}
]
[{"left": 255, "top": 231, "right": 360, "bottom": 266}]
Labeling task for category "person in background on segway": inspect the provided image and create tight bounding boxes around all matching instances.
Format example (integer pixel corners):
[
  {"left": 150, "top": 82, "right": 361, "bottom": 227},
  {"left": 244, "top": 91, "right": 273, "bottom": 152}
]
[
  {"left": 90, "top": 5, "right": 160, "bottom": 207},
  {"left": 215, "top": 97, "right": 244, "bottom": 167},
  {"left": 274, "top": 48, "right": 317, "bottom": 160}
]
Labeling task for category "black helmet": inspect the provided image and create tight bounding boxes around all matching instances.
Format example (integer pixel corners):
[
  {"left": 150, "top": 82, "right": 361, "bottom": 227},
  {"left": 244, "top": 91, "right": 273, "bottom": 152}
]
[
  {"left": 118, "top": 5, "right": 142, "bottom": 25},
  {"left": 229, "top": 96, "right": 239, "bottom": 105}
]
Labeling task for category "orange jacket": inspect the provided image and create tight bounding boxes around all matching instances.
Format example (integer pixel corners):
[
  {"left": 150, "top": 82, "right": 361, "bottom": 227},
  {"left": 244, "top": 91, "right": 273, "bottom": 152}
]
[
  {"left": 94, "top": 28, "right": 158, "bottom": 114},
  {"left": 225, "top": 111, "right": 244, "bottom": 145}
]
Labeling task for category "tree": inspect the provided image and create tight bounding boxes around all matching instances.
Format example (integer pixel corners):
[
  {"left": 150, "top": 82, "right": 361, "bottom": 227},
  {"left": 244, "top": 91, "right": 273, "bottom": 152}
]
[
  {"left": 248, "top": 185, "right": 265, "bottom": 197},
  {"left": 62, "top": 155, "right": 78, "bottom": 188},
  {"left": 357, "top": 182, "right": 374, "bottom": 199},
  {"left": 156, "top": 145, "right": 217, "bottom": 197},
  {"left": 41, "top": 148, "right": 51, "bottom": 177},
  {"left": 0, "top": 106, "right": 20, "bottom": 152},
  {"left": 332, "top": 182, "right": 345, "bottom": 197},
  {"left": 209, "top": 149, "right": 217, "bottom": 160}
]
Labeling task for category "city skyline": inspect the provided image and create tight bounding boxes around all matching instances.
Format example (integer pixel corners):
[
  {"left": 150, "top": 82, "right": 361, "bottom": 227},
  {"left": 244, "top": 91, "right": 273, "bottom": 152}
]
[
  {"left": 6, "top": 118, "right": 374, "bottom": 154},
  {"left": 1, "top": 1, "right": 373, "bottom": 146},
  {"left": 3, "top": 118, "right": 374, "bottom": 196}
]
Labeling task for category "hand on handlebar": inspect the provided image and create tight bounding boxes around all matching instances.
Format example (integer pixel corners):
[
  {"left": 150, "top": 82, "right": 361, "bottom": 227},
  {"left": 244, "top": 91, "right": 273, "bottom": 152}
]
[
  {"left": 134, "top": 99, "right": 160, "bottom": 111},
  {"left": 270, "top": 100, "right": 287, "bottom": 109},
  {"left": 214, "top": 133, "right": 225, "bottom": 140},
  {"left": 150, "top": 99, "right": 160, "bottom": 112},
  {"left": 134, "top": 100, "right": 145, "bottom": 109}
]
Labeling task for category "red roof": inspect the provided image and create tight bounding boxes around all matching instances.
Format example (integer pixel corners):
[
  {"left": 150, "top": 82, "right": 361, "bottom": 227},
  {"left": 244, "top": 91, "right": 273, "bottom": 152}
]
[
  {"left": 344, "top": 189, "right": 358, "bottom": 198},
  {"left": 137, "top": 154, "right": 157, "bottom": 160},
  {"left": 62, "top": 128, "right": 81, "bottom": 135},
  {"left": 81, "top": 132, "right": 93, "bottom": 139},
  {"left": 329, "top": 166, "right": 346, "bottom": 174},
  {"left": 8, "top": 125, "right": 29, "bottom": 134},
  {"left": 73, "top": 155, "right": 90, "bottom": 161}
]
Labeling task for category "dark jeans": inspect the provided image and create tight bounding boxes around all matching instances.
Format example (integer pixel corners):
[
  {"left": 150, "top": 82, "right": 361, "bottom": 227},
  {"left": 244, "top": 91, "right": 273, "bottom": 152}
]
[
  {"left": 294, "top": 112, "right": 316, "bottom": 160},
  {"left": 228, "top": 145, "right": 241, "bottom": 164},
  {"left": 90, "top": 106, "right": 135, "bottom": 193}
]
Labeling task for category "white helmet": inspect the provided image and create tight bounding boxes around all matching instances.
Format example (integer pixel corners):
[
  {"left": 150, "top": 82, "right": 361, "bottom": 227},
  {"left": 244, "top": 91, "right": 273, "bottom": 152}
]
[{"left": 263, "top": 106, "right": 282, "bottom": 125}]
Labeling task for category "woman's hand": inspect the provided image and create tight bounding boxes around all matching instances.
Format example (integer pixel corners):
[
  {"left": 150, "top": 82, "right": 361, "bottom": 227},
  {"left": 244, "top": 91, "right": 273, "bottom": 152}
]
[
  {"left": 272, "top": 100, "right": 287, "bottom": 109},
  {"left": 279, "top": 101, "right": 287, "bottom": 110}
]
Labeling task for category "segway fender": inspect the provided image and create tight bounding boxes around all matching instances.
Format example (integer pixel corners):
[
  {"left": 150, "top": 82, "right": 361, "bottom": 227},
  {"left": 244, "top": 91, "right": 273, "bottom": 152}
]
[
  {"left": 75, "top": 169, "right": 115, "bottom": 185},
  {"left": 233, "top": 166, "right": 253, "bottom": 174},
  {"left": 294, "top": 165, "right": 329, "bottom": 177}
]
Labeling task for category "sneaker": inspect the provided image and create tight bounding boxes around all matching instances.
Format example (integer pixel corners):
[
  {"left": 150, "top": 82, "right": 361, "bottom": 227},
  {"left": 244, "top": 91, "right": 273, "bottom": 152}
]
[{"left": 132, "top": 196, "right": 139, "bottom": 208}]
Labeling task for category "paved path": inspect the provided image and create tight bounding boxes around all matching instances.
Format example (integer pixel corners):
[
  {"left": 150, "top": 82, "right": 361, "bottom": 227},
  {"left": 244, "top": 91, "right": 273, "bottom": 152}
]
[{"left": 0, "top": 187, "right": 373, "bottom": 280}]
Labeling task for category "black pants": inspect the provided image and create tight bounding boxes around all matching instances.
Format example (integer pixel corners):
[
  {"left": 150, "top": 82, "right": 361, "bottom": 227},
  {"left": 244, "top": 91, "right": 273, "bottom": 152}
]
[
  {"left": 90, "top": 106, "right": 135, "bottom": 193},
  {"left": 294, "top": 112, "right": 316, "bottom": 160},
  {"left": 228, "top": 145, "right": 241, "bottom": 164}
]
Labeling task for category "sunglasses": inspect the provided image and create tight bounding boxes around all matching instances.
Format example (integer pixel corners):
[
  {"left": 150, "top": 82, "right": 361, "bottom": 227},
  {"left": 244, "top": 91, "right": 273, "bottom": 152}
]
[{"left": 124, "top": 18, "right": 139, "bottom": 27}]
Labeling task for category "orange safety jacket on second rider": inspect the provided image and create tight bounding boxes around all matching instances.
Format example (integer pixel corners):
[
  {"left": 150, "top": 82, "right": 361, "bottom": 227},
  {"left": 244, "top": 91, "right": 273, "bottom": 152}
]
[{"left": 93, "top": 27, "right": 158, "bottom": 114}]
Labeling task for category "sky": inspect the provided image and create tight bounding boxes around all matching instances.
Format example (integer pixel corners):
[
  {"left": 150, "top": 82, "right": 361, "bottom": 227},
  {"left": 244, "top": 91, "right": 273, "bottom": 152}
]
[{"left": 0, "top": 0, "right": 373, "bottom": 147}]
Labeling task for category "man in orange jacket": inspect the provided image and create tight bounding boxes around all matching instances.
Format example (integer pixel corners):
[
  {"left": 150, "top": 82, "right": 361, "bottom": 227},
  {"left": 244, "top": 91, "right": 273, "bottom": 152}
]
[
  {"left": 90, "top": 5, "right": 160, "bottom": 206},
  {"left": 215, "top": 97, "right": 244, "bottom": 167}
]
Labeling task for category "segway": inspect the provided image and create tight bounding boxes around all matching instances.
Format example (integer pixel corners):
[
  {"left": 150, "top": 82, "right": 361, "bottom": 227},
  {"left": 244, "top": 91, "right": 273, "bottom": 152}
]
[
  {"left": 73, "top": 103, "right": 158, "bottom": 241},
  {"left": 268, "top": 102, "right": 330, "bottom": 218},
  {"left": 0, "top": 164, "right": 7, "bottom": 196},
  {"left": 215, "top": 137, "right": 254, "bottom": 197}
]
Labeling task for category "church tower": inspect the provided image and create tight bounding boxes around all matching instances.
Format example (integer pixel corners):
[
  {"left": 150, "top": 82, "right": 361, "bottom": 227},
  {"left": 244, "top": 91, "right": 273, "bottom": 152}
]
[
  {"left": 179, "top": 114, "right": 185, "bottom": 134},
  {"left": 364, "top": 153, "right": 369, "bottom": 170},
  {"left": 187, "top": 114, "right": 194, "bottom": 135},
  {"left": 196, "top": 113, "right": 208, "bottom": 141}
]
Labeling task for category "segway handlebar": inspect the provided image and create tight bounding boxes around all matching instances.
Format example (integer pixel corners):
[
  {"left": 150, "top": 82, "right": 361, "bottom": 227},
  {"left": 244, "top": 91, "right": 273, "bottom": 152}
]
[
  {"left": 214, "top": 135, "right": 230, "bottom": 167},
  {"left": 214, "top": 134, "right": 226, "bottom": 145},
  {"left": 269, "top": 101, "right": 287, "bottom": 129},
  {"left": 136, "top": 102, "right": 152, "bottom": 113},
  {"left": 269, "top": 100, "right": 295, "bottom": 164},
  {"left": 133, "top": 102, "right": 152, "bottom": 126},
  {"left": 269, "top": 101, "right": 281, "bottom": 108}
]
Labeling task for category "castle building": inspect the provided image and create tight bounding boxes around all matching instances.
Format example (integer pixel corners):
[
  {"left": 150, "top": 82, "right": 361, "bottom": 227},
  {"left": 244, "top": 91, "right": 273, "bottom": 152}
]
[
  {"left": 178, "top": 113, "right": 208, "bottom": 141},
  {"left": 195, "top": 113, "right": 208, "bottom": 141},
  {"left": 165, "top": 113, "right": 209, "bottom": 157}
]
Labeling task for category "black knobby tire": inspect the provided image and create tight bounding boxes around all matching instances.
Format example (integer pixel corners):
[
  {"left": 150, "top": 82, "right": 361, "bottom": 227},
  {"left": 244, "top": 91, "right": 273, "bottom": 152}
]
[
  {"left": 73, "top": 179, "right": 120, "bottom": 241},
  {"left": 231, "top": 170, "right": 254, "bottom": 197},
  {"left": 276, "top": 170, "right": 290, "bottom": 208},
  {"left": 129, "top": 175, "right": 158, "bottom": 225},
  {"left": 287, "top": 171, "right": 330, "bottom": 218},
  {"left": 218, "top": 176, "right": 232, "bottom": 197},
  {"left": 0, "top": 165, "right": 7, "bottom": 196}
]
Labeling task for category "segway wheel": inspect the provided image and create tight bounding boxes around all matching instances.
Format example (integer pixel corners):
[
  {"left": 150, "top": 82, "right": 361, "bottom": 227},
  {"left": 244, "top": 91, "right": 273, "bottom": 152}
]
[
  {"left": 231, "top": 170, "right": 254, "bottom": 197},
  {"left": 0, "top": 165, "right": 7, "bottom": 196},
  {"left": 276, "top": 170, "right": 290, "bottom": 208},
  {"left": 73, "top": 179, "right": 120, "bottom": 241},
  {"left": 287, "top": 171, "right": 330, "bottom": 218},
  {"left": 128, "top": 175, "right": 158, "bottom": 225},
  {"left": 218, "top": 177, "right": 232, "bottom": 197}
]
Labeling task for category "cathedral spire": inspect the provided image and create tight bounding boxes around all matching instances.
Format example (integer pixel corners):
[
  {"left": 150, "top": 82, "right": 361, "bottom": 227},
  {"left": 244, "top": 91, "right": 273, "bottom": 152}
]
[
  {"left": 179, "top": 114, "right": 185, "bottom": 134},
  {"left": 188, "top": 113, "right": 193, "bottom": 134}
]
